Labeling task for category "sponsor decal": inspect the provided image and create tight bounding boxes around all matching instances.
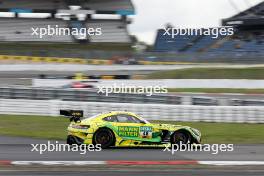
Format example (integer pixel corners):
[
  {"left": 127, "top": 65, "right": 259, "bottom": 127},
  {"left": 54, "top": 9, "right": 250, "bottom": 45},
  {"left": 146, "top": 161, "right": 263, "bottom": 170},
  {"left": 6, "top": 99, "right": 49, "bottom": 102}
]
[
  {"left": 140, "top": 126, "right": 153, "bottom": 139},
  {"left": 118, "top": 126, "right": 139, "bottom": 137}
]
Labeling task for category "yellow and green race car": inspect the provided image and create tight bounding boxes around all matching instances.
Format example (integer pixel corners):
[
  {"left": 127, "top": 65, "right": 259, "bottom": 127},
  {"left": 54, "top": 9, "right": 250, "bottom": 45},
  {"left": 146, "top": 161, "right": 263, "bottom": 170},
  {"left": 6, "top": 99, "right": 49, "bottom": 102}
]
[{"left": 60, "top": 110, "right": 201, "bottom": 148}]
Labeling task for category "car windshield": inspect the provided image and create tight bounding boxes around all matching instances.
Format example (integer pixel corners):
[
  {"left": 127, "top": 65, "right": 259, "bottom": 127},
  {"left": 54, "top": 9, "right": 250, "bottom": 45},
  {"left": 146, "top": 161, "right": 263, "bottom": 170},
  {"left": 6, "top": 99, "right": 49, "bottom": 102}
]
[
  {"left": 142, "top": 119, "right": 150, "bottom": 124},
  {"left": 83, "top": 112, "right": 150, "bottom": 124},
  {"left": 136, "top": 115, "right": 150, "bottom": 124}
]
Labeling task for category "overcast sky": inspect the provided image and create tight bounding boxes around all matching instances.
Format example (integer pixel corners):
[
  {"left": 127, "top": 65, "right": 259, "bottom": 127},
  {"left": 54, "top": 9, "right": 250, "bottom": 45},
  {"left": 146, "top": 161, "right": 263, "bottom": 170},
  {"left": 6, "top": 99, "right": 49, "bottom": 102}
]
[{"left": 129, "top": 0, "right": 263, "bottom": 44}]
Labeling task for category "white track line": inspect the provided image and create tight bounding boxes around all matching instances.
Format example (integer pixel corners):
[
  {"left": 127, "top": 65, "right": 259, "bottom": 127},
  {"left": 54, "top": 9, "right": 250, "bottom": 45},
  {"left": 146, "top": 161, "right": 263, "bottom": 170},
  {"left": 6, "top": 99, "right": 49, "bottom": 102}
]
[
  {"left": 7, "top": 160, "right": 264, "bottom": 166},
  {"left": 198, "top": 161, "right": 264, "bottom": 166}
]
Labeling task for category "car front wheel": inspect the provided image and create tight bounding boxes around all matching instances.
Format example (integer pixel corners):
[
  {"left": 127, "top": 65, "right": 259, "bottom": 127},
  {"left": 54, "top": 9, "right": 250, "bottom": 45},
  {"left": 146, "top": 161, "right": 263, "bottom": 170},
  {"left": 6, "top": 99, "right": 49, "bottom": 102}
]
[
  {"left": 93, "top": 128, "right": 115, "bottom": 148},
  {"left": 171, "top": 131, "right": 190, "bottom": 145}
]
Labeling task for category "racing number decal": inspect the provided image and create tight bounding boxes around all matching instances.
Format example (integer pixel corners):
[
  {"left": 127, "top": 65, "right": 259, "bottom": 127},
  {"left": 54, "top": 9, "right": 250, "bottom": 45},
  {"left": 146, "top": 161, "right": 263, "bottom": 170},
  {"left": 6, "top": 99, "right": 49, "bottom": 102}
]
[{"left": 140, "top": 126, "right": 152, "bottom": 139}]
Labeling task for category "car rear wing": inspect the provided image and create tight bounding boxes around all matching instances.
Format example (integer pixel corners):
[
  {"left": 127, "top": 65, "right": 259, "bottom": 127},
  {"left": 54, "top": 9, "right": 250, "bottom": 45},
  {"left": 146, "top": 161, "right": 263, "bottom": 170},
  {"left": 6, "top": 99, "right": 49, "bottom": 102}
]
[{"left": 60, "top": 110, "right": 83, "bottom": 122}]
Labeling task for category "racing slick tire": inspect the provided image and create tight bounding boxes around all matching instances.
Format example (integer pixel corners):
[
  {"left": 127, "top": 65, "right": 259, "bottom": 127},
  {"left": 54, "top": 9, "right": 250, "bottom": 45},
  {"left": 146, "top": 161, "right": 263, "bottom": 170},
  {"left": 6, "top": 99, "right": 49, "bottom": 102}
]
[
  {"left": 170, "top": 131, "right": 190, "bottom": 145},
  {"left": 93, "top": 128, "right": 115, "bottom": 148}
]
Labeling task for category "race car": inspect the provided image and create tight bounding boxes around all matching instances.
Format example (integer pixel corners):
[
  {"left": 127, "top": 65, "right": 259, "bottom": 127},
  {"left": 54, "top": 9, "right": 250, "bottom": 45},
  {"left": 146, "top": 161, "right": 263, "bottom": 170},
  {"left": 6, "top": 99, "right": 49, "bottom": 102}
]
[{"left": 60, "top": 110, "right": 201, "bottom": 148}]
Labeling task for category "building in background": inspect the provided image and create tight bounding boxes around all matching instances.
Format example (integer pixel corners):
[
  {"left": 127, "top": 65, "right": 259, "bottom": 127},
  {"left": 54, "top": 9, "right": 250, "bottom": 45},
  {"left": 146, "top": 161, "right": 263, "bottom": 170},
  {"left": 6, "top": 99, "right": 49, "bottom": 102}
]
[
  {"left": 153, "top": 1, "right": 264, "bottom": 59},
  {"left": 0, "top": 0, "right": 134, "bottom": 43}
]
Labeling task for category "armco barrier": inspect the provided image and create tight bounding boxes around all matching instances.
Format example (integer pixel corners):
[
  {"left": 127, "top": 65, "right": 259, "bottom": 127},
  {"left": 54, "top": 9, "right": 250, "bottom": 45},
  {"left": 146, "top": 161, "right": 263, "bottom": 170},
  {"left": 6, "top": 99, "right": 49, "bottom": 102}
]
[
  {"left": 0, "top": 99, "right": 263, "bottom": 123},
  {"left": 0, "top": 87, "right": 182, "bottom": 105},
  {"left": 33, "top": 78, "right": 264, "bottom": 89},
  {"left": 0, "top": 55, "right": 191, "bottom": 65},
  {"left": 2, "top": 87, "right": 264, "bottom": 106},
  {"left": 0, "top": 55, "right": 110, "bottom": 65}
]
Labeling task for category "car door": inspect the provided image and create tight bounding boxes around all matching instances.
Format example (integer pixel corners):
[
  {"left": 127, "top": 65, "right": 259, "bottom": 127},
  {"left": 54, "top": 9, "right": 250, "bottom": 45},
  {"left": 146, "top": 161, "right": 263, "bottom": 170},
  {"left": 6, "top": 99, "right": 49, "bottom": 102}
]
[
  {"left": 104, "top": 114, "right": 152, "bottom": 141},
  {"left": 113, "top": 114, "right": 154, "bottom": 141},
  {"left": 102, "top": 114, "right": 139, "bottom": 140}
]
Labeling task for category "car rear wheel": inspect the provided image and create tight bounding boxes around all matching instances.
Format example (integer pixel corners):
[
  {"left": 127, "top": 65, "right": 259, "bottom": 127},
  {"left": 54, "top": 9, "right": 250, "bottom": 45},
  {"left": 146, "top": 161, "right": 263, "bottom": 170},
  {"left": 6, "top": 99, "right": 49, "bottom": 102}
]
[
  {"left": 93, "top": 128, "right": 115, "bottom": 148},
  {"left": 171, "top": 131, "right": 190, "bottom": 145}
]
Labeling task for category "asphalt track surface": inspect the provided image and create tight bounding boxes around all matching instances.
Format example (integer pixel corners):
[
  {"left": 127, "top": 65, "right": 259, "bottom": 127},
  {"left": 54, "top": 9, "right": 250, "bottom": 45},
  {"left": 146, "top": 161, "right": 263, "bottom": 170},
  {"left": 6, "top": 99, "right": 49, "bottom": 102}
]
[
  {"left": 1, "top": 136, "right": 264, "bottom": 175},
  {"left": 0, "top": 71, "right": 149, "bottom": 78},
  {"left": 1, "top": 169, "right": 264, "bottom": 176},
  {"left": 1, "top": 63, "right": 264, "bottom": 78},
  {"left": 0, "top": 136, "right": 264, "bottom": 161},
  {"left": 1, "top": 63, "right": 264, "bottom": 71}
]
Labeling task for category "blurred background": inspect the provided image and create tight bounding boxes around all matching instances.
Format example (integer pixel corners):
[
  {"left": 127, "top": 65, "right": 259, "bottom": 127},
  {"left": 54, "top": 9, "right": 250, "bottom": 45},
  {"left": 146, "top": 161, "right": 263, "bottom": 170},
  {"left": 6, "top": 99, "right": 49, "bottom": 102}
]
[
  {"left": 0, "top": 0, "right": 263, "bottom": 175},
  {"left": 0, "top": 0, "right": 263, "bottom": 110}
]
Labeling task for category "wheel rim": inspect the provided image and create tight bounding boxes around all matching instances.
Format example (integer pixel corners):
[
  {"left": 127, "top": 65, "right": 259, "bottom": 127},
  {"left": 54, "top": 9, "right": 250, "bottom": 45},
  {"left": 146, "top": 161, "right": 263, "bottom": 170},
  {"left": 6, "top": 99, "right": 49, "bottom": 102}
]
[
  {"left": 173, "top": 133, "right": 188, "bottom": 144},
  {"left": 96, "top": 131, "right": 112, "bottom": 145}
]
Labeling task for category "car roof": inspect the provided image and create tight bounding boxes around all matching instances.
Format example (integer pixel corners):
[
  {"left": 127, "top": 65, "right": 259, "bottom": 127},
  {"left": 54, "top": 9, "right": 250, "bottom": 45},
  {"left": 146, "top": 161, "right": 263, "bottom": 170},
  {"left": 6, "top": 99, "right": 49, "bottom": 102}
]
[
  {"left": 105, "top": 111, "right": 137, "bottom": 116},
  {"left": 83, "top": 111, "right": 137, "bottom": 120}
]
